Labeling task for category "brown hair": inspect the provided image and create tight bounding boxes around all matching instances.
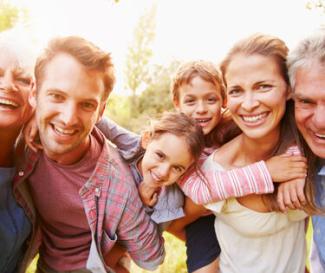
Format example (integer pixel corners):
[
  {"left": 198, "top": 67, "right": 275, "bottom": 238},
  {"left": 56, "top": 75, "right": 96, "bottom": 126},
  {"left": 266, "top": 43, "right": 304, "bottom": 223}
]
[
  {"left": 171, "top": 60, "right": 225, "bottom": 104},
  {"left": 149, "top": 112, "right": 205, "bottom": 164},
  {"left": 34, "top": 36, "right": 115, "bottom": 101},
  {"left": 220, "top": 33, "right": 289, "bottom": 86}
]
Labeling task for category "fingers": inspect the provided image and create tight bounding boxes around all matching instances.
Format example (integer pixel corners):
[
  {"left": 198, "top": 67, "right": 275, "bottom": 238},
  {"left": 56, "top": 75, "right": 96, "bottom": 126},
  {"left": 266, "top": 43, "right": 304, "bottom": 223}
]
[
  {"left": 277, "top": 179, "right": 306, "bottom": 212},
  {"left": 277, "top": 189, "right": 286, "bottom": 212},
  {"left": 283, "top": 185, "right": 295, "bottom": 210},
  {"left": 148, "top": 192, "right": 158, "bottom": 207}
]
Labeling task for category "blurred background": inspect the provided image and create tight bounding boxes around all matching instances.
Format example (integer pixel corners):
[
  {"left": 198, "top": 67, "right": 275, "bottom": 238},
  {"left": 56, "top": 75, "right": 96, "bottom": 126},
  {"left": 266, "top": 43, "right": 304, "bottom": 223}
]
[{"left": 1, "top": 0, "right": 323, "bottom": 272}]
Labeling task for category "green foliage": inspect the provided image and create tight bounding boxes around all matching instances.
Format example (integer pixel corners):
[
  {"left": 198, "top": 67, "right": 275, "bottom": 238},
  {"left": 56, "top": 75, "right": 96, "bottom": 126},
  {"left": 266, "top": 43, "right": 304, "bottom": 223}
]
[
  {"left": 124, "top": 4, "right": 156, "bottom": 96},
  {"left": 106, "top": 60, "right": 180, "bottom": 133},
  {"left": 0, "top": 0, "right": 28, "bottom": 32}
]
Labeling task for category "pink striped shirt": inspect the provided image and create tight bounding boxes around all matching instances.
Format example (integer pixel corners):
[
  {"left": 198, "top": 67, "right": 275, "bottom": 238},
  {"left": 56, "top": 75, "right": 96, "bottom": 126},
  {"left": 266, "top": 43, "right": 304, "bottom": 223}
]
[{"left": 178, "top": 150, "right": 274, "bottom": 205}]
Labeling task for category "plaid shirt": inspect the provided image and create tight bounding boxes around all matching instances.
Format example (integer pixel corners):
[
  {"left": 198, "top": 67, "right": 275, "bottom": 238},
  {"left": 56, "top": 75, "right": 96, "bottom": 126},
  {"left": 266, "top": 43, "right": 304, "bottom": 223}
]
[{"left": 13, "top": 128, "right": 165, "bottom": 273}]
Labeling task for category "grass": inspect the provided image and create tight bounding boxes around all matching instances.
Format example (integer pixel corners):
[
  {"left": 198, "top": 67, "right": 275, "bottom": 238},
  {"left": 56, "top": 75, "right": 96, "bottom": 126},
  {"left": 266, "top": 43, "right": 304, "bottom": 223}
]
[{"left": 27, "top": 219, "right": 313, "bottom": 273}]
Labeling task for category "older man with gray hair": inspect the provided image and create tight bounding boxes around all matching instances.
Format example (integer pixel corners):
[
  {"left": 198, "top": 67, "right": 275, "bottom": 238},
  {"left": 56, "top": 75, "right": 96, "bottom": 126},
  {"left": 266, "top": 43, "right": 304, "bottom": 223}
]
[{"left": 287, "top": 29, "right": 325, "bottom": 272}]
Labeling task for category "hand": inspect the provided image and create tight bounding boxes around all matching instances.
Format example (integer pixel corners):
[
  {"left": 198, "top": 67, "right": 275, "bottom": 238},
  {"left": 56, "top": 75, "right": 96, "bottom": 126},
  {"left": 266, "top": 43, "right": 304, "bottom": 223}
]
[
  {"left": 23, "top": 114, "right": 42, "bottom": 152},
  {"left": 138, "top": 182, "right": 160, "bottom": 207},
  {"left": 277, "top": 178, "right": 306, "bottom": 212},
  {"left": 266, "top": 154, "right": 307, "bottom": 182}
]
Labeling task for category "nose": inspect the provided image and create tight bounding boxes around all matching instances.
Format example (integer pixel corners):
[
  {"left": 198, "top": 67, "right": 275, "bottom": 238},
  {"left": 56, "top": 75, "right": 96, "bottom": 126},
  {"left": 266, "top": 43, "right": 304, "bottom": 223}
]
[
  {"left": 0, "top": 72, "right": 18, "bottom": 92},
  {"left": 196, "top": 100, "right": 208, "bottom": 114},
  {"left": 313, "top": 104, "right": 325, "bottom": 130},
  {"left": 241, "top": 92, "right": 259, "bottom": 111},
  {"left": 60, "top": 102, "right": 79, "bottom": 126},
  {"left": 157, "top": 163, "right": 170, "bottom": 181}
]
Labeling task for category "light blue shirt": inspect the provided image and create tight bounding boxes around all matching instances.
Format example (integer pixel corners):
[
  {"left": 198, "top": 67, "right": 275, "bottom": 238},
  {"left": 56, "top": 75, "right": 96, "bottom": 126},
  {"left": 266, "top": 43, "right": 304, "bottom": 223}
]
[
  {"left": 0, "top": 167, "right": 31, "bottom": 273},
  {"left": 312, "top": 161, "right": 325, "bottom": 271}
]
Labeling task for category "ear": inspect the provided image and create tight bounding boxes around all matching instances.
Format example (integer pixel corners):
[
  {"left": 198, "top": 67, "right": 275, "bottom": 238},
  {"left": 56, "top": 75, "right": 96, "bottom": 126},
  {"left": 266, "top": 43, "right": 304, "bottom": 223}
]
[
  {"left": 141, "top": 131, "right": 152, "bottom": 149},
  {"left": 222, "top": 96, "right": 227, "bottom": 108},
  {"left": 173, "top": 99, "right": 181, "bottom": 112},
  {"left": 286, "top": 86, "right": 293, "bottom": 100},
  {"left": 28, "top": 83, "right": 37, "bottom": 109},
  {"left": 97, "top": 102, "right": 107, "bottom": 123}
]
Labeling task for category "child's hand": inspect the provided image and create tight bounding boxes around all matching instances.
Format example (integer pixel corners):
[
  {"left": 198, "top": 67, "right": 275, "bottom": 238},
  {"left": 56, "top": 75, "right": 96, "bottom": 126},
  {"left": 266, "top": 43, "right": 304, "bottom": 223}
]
[
  {"left": 23, "top": 115, "right": 42, "bottom": 152},
  {"left": 138, "top": 182, "right": 160, "bottom": 207},
  {"left": 266, "top": 154, "right": 307, "bottom": 182},
  {"left": 277, "top": 178, "right": 306, "bottom": 212}
]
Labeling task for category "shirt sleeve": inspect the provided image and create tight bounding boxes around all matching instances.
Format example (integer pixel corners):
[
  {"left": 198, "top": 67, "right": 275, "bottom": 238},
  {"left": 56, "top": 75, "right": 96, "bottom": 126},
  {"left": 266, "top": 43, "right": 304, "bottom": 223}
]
[
  {"left": 96, "top": 117, "right": 142, "bottom": 160},
  {"left": 178, "top": 160, "right": 274, "bottom": 205},
  {"left": 117, "top": 182, "right": 165, "bottom": 270}
]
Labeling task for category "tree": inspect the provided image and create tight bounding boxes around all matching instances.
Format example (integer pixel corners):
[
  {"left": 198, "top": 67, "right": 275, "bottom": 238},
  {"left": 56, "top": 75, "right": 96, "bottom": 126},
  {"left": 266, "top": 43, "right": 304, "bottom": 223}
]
[
  {"left": 124, "top": 3, "right": 157, "bottom": 115},
  {"left": 306, "top": 0, "right": 325, "bottom": 14},
  {"left": 0, "top": 0, "right": 27, "bottom": 32}
]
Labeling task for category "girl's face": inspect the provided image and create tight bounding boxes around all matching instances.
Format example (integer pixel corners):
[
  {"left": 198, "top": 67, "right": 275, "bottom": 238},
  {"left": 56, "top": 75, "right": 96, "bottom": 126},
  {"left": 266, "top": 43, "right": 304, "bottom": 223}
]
[
  {"left": 0, "top": 49, "right": 33, "bottom": 131},
  {"left": 225, "top": 54, "right": 289, "bottom": 140},
  {"left": 140, "top": 133, "right": 194, "bottom": 187},
  {"left": 175, "top": 76, "right": 223, "bottom": 135}
]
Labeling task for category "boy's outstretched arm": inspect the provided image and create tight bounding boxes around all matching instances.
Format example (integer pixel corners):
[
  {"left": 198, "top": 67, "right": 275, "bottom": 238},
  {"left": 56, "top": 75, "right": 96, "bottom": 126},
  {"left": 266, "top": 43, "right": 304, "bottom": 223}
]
[{"left": 96, "top": 117, "right": 142, "bottom": 160}]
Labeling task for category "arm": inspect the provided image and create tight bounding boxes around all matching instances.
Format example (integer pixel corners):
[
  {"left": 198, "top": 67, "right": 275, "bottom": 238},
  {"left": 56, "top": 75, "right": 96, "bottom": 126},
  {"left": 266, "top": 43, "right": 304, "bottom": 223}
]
[
  {"left": 178, "top": 160, "right": 274, "bottom": 205},
  {"left": 117, "top": 182, "right": 165, "bottom": 270},
  {"left": 179, "top": 148, "right": 307, "bottom": 205},
  {"left": 96, "top": 117, "right": 141, "bottom": 160}
]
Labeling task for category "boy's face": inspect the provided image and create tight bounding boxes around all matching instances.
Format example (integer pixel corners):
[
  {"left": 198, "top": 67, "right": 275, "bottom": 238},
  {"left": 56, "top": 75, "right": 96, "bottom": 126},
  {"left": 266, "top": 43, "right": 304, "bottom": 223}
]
[{"left": 174, "top": 76, "right": 223, "bottom": 135}]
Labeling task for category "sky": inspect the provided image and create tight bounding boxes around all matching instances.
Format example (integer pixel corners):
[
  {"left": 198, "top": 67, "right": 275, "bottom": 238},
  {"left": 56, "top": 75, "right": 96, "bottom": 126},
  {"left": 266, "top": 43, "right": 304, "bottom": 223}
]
[{"left": 8, "top": 0, "right": 325, "bottom": 95}]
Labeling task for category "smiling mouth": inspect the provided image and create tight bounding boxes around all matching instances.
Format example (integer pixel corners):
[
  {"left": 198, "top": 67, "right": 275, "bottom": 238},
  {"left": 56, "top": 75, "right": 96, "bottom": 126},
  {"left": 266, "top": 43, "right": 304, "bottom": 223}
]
[
  {"left": 195, "top": 118, "right": 212, "bottom": 126},
  {"left": 241, "top": 112, "right": 268, "bottom": 123},
  {"left": 0, "top": 98, "right": 19, "bottom": 109},
  {"left": 315, "top": 132, "right": 325, "bottom": 140},
  {"left": 51, "top": 124, "right": 78, "bottom": 136}
]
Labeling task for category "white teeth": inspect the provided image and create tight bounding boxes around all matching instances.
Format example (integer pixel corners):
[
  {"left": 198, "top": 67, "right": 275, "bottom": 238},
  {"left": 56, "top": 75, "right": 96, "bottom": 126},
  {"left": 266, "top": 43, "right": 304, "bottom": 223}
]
[
  {"left": 196, "top": 118, "right": 211, "bottom": 123},
  {"left": 0, "top": 98, "right": 18, "bottom": 107},
  {"left": 54, "top": 126, "right": 76, "bottom": 135},
  {"left": 242, "top": 113, "right": 267, "bottom": 123},
  {"left": 315, "top": 133, "right": 325, "bottom": 139}
]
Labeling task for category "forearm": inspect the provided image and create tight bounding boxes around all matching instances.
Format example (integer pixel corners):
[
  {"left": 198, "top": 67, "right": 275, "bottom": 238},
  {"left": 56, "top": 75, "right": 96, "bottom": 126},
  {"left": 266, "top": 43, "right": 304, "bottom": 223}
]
[
  {"left": 118, "top": 190, "right": 165, "bottom": 270},
  {"left": 179, "top": 161, "right": 274, "bottom": 204},
  {"left": 96, "top": 117, "right": 141, "bottom": 160}
]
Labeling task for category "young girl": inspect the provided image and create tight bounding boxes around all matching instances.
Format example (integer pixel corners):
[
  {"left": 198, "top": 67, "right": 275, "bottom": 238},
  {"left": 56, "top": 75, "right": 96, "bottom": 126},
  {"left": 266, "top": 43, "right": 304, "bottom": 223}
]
[{"left": 179, "top": 34, "right": 315, "bottom": 272}]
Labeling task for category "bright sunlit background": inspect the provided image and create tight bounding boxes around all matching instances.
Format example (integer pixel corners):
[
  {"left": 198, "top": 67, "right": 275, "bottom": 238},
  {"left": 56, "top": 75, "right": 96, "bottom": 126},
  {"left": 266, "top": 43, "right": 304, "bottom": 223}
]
[
  {"left": 6, "top": 0, "right": 325, "bottom": 95},
  {"left": 2, "top": 1, "right": 323, "bottom": 272}
]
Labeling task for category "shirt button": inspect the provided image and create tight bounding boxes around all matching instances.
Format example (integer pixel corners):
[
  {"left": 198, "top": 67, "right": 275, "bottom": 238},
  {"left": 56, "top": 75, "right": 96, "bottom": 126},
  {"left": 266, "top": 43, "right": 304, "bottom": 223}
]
[{"left": 18, "top": 171, "right": 24, "bottom": 176}]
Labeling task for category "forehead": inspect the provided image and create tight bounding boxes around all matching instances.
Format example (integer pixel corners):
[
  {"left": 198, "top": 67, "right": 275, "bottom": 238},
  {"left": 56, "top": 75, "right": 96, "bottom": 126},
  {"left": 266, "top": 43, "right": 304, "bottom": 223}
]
[
  {"left": 150, "top": 133, "right": 193, "bottom": 165},
  {"left": 225, "top": 54, "right": 282, "bottom": 84},
  {"left": 295, "top": 64, "right": 325, "bottom": 101},
  {"left": 179, "top": 76, "right": 221, "bottom": 97},
  {"left": 0, "top": 47, "right": 33, "bottom": 75},
  {"left": 40, "top": 53, "right": 105, "bottom": 96}
]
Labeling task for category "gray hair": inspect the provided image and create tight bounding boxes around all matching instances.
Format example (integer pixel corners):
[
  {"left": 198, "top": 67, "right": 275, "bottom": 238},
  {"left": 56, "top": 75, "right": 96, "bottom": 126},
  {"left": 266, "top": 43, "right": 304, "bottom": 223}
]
[
  {"left": 0, "top": 28, "right": 37, "bottom": 76},
  {"left": 287, "top": 28, "right": 325, "bottom": 89}
]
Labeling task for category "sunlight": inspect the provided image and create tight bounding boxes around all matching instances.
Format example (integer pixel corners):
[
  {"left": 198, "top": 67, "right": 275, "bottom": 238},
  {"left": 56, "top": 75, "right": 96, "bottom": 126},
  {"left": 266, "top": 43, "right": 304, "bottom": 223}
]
[{"left": 9, "top": 0, "right": 324, "bottom": 95}]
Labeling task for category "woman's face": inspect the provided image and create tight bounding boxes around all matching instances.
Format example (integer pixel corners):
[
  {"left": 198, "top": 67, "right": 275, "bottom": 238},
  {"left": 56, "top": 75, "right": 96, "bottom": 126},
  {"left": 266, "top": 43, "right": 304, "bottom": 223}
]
[
  {"left": 224, "top": 54, "right": 289, "bottom": 140},
  {"left": 0, "top": 48, "right": 33, "bottom": 131}
]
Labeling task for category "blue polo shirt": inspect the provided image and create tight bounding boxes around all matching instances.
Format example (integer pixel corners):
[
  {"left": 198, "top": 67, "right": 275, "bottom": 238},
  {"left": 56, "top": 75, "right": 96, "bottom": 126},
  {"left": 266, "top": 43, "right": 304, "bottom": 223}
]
[
  {"left": 0, "top": 167, "right": 31, "bottom": 273},
  {"left": 312, "top": 162, "right": 325, "bottom": 271}
]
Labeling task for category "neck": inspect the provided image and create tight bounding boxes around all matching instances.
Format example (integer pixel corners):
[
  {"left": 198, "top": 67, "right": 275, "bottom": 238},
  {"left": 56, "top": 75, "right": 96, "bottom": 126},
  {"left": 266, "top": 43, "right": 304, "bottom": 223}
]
[
  {"left": 0, "top": 129, "right": 20, "bottom": 167},
  {"left": 45, "top": 136, "right": 91, "bottom": 165},
  {"left": 236, "top": 129, "right": 281, "bottom": 164}
]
